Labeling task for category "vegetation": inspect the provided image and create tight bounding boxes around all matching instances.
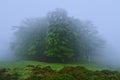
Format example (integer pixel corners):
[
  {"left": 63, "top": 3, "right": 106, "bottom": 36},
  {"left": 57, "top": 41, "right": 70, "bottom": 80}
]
[
  {"left": 0, "top": 61, "right": 105, "bottom": 70},
  {"left": 0, "top": 62, "right": 120, "bottom": 80},
  {"left": 11, "top": 9, "right": 104, "bottom": 62},
  {"left": 9, "top": 9, "right": 107, "bottom": 79}
]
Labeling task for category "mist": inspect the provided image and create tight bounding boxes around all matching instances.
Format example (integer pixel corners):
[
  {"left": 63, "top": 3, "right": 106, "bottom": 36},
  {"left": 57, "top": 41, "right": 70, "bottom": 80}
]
[{"left": 0, "top": 0, "right": 120, "bottom": 68}]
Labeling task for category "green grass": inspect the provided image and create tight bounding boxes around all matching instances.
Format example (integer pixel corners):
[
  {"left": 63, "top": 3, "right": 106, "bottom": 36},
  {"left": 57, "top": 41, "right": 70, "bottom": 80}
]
[
  {"left": 0, "top": 60, "right": 113, "bottom": 79},
  {"left": 0, "top": 60, "right": 107, "bottom": 71},
  {"left": 0, "top": 60, "right": 119, "bottom": 80}
]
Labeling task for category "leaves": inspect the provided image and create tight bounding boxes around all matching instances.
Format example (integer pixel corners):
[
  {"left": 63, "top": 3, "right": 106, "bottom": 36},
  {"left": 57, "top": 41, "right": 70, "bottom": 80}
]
[{"left": 11, "top": 9, "right": 104, "bottom": 62}]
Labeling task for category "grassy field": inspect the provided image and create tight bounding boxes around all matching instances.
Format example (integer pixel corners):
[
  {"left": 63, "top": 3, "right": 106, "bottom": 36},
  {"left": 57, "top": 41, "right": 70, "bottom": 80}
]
[
  {"left": 0, "top": 60, "right": 119, "bottom": 80},
  {"left": 0, "top": 60, "right": 108, "bottom": 71}
]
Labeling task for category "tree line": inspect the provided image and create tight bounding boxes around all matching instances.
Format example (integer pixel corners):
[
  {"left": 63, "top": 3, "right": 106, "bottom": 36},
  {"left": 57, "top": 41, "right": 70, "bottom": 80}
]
[{"left": 11, "top": 9, "right": 104, "bottom": 63}]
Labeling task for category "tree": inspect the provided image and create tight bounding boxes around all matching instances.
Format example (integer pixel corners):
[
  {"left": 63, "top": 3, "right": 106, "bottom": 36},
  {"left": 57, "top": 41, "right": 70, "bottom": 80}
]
[
  {"left": 44, "top": 9, "right": 78, "bottom": 62},
  {"left": 11, "top": 9, "right": 104, "bottom": 62},
  {"left": 11, "top": 18, "right": 48, "bottom": 60}
]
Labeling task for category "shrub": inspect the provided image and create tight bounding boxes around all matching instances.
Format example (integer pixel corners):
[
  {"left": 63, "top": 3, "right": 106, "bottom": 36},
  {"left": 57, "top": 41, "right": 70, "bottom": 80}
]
[
  {"left": 59, "top": 66, "right": 93, "bottom": 80},
  {"left": 43, "top": 74, "right": 76, "bottom": 80}
]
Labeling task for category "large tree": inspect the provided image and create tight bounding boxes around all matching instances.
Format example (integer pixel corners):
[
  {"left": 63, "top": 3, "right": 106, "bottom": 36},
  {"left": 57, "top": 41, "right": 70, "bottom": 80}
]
[
  {"left": 44, "top": 9, "right": 78, "bottom": 62},
  {"left": 11, "top": 9, "right": 104, "bottom": 62}
]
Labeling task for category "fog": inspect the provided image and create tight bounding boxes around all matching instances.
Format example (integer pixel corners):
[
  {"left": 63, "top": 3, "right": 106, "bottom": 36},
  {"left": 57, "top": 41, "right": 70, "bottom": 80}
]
[{"left": 0, "top": 0, "right": 120, "bottom": 67}]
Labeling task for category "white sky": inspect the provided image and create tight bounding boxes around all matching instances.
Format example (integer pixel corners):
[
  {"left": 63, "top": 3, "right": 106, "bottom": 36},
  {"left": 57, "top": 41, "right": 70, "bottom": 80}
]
[{"left": 0, "top": 0, "right": 120, "bottom": 58}]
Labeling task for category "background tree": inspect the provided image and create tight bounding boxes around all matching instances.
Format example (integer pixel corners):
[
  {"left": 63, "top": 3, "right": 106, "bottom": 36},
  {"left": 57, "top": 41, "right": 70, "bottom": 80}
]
[
  {"left": 11, "top": 18, "right": 48, "bottom": 60},
  {"left": 11, "top": 9, "right": 104, "bottom": 62}
]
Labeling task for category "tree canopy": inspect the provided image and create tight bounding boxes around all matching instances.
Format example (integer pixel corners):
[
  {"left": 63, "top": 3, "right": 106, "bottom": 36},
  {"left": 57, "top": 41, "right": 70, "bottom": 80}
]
[{"left": 11, "top": 9, "right": 104, "bottom": 62}]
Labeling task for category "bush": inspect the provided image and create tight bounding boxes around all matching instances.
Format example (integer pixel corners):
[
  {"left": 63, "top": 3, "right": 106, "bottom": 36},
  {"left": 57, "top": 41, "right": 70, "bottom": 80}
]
[
  {"left": 0, "top": 68, "right": 19, "bottom": 80},
  {"left": 59, "top": 66, "right": 93, "bottom": 80},
  {"left": 91, "top": 70, "right": 120, "bottom": 80},
  {"left": 43, "top": 74, "right": 76, "bottom": 80},
  {"left": 1, "top": 65, "right": 120, "bottom": 80}
]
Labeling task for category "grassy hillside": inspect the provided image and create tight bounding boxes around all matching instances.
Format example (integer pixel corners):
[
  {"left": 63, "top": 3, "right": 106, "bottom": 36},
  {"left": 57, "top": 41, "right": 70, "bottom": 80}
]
[{"left": 0, "top": 60, "right": 120, "bottom": 80}]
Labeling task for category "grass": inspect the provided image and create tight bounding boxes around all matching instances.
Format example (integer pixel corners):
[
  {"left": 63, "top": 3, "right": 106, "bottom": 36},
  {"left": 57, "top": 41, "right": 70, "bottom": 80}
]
[
  {"left": 0, "top": 60, "right": 115, "bottom": 79},
  {"left": 0, "top": 60, "right": 120, "bottom": 80},
  {"left": 0, "top": 60, "right": 107, "bottom": 71}
]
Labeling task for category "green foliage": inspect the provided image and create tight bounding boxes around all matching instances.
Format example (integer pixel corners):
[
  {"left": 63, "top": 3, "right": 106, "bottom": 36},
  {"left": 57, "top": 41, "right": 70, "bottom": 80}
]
[
  {"left": 11, "top": 9, "right": 104, "bottom": 62},
  {"left": 43, "top": 74, "right": 76, "bottom": 80},
  {"left": 90, "top": 70, "right": 120, "bottom": 80},
  {"left": 45, "top": 23, "right": 75, "bottom": 60},
  {"left": 0, "top": 68, "right": 19, "bottom": 80},
  {"left": 58, "top": 66, "right": 93, "bottom": 80},
  {"left": 0, "top": 64, "right": 120, "bottom": 80},
  {"left": 11, "top": 18, "right": 48, "bottom": 60}
]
